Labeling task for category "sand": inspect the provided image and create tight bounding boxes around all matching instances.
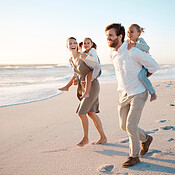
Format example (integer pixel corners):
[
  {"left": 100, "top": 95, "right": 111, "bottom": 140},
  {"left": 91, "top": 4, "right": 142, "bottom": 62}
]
[{"left": 0, "top": 80, "right": 175, "bottom": 175}]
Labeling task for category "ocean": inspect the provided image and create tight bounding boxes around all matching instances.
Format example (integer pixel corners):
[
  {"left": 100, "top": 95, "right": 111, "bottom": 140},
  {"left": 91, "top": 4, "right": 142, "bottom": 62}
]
[{"left": 0, "top": 64, "right": 175, "bottom": 107}]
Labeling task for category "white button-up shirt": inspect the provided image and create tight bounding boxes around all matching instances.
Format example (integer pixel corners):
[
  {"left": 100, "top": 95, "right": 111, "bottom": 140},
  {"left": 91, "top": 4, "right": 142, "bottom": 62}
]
[{"left": 110, "top": 41, "right": 158, "bottom": 96}]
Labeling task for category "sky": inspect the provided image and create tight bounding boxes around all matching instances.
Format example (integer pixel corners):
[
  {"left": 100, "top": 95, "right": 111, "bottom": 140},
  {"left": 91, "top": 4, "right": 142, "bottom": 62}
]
[{"left": 0, "top": 0, "right": 175, "bottom": 65}]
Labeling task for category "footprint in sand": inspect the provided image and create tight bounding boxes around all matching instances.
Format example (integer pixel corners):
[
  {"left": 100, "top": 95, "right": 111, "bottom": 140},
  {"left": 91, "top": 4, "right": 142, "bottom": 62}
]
[
  {"left": 146, "top": 131, "right": 155, "bottom": 134},
  {"left": 168, "top": 138, "right": 174, "bottom": 142},
  {"left": 146, "top": 149, "right": 162, "bottom": 156},
  {"left": 97, "top": 164, "right": 114, "bottom": 173},
  {"left": 42, "top": 148, "right": 68, "bottom": 153},
  {"left": 145, "top": 128, "right": 160, "bottom": 135},
  {"left": 120, "top": 138, "right": 129, "bottom": 143},
  {"left": 160, "top": 126, "right": 175, "bottom": 131},
  {"left": 151, "top": 128, "right": 159, "bottom": 132},
  {"left": 169, "top": 104, "right": 175, "bottom": 106},
  {"left": 156, "top": 119, "right": 167, "bottom": 123}
]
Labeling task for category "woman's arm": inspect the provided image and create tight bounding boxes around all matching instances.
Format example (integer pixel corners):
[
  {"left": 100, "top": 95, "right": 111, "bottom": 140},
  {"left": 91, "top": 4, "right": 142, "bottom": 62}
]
[{"left": 80, "top": 48, "right": 99, "bottom": 63}]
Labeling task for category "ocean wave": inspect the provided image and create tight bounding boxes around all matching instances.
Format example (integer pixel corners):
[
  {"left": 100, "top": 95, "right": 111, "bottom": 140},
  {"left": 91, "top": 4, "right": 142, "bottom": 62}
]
[
  {"left": 0, "top": 75, "right": 72, "bottom": 87},
  {"left": 0, "top": 82, "right": 65, "bottom": 107},
  {"left": 0, "top": 64, "right": 71, "bottom": 70}
]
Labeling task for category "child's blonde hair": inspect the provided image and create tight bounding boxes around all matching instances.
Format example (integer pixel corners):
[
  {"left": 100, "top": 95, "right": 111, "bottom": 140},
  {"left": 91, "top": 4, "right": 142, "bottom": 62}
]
[{"left": 129, "top": 24, "right": 145, "bottom": 34}]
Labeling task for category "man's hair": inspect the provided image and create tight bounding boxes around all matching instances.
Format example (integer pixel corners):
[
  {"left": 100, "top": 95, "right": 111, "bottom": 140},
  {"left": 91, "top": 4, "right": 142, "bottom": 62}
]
[{"left": 105, "top": 23, "right": 125, "bottom": 43}]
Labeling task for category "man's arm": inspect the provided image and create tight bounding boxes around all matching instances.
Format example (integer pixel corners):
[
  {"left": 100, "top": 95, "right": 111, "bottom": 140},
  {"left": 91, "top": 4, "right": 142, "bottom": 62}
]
[{"left": 132, "top": 48, "right": 158, "bottom": 73}]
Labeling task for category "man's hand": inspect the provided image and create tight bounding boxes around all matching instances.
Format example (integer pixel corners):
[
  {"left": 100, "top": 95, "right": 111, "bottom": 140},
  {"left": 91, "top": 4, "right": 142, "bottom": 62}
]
[{"left": 126, "top": 39, "right": 130, "bottom": 43}]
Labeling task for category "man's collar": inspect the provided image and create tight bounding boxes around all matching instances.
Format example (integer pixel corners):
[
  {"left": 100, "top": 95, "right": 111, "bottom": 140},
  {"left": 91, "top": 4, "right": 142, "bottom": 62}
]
[{"left": 118, "top": 41, "right": 128, "bottom": 53}]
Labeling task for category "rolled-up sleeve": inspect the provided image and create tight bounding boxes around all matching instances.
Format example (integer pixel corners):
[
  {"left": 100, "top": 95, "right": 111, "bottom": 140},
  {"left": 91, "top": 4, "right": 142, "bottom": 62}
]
[
  {"left": 132, "top": 48, "right": 158, "bottom": 73},
  {"left": 84, "top": 59, "right": 101, "bottom": 81},
  {"left": 85, "top": 48, "right": 99, "bottom": 63},
  {"left": 135, "top": 37, "right": 150, "bottom": 53}
]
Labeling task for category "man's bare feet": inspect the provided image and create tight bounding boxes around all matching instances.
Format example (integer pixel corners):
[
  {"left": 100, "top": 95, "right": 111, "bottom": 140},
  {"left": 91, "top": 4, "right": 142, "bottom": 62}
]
[
  {"left": 77, "top": 138, "right": 89, "bottom": 147},
  {"left": 80, "top": 93, "right": 89, "bottom": 99},
  {"left": 150, "top": 93, "right": 157, "bottom": 102},
  {"left": 58, "top": 86, "right": 69, "bottom": 91},
  {"left": 93, "top": 137, "right": 107, "bottom": 145}
]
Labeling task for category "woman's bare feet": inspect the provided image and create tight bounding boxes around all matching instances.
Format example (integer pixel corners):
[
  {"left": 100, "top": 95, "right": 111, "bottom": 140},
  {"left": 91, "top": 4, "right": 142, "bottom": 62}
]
[
  {"left": 93, "top": 137, "right": 107, "bottom": 145},
  {"left": 80, "top": 93, "right": 89, "bottom": 99},
  {"left": 150, "top": 93, "right": 157, "bottom": 102},
  {"left": 77, "top": 138, "right": 89, "bottom": 147},
  {"left": 58, "top": 86, "right": 69, "bottom": 91}
]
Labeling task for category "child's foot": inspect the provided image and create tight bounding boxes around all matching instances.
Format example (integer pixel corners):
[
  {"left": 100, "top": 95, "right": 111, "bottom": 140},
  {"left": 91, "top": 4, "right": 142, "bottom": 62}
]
[
  {"left": 150, "top": 93, "right": 157, "bottom": 102},
  {"left": 58, "top": 86, "right": 69, "bottom": 91},
  {"left": 93, "top": 137, "right": 107, "bottom": 145},
  {"left": 77, "top": 138, "right": 89, "bottom": 147},
  {"left": 80, "top": 93, "right": 89, "bottom": 99}
]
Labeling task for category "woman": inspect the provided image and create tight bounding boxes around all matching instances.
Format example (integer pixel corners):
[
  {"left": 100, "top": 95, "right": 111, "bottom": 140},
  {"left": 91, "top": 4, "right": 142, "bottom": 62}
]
[{"left": 59, "top": 37, "right": 107, "bottom": 147}]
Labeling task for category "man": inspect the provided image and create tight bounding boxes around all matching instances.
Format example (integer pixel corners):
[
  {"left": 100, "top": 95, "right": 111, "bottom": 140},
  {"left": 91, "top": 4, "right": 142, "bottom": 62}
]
[{"left": 105, "top": 23, "right": 158, "bottom": 167}]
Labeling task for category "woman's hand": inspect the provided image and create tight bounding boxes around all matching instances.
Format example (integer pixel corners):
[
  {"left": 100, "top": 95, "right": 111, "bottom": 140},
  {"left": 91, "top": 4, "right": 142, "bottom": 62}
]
[
  {"left": 81, "top": 81, "right": 86, "bottom": 87},
  {"left": 73, "top": 79, "right": 78, "bottom": 85},
  {"left": 80, "top": 53, "right": 87, "bottom": 60},
  {"left": 69, "top": 57, "right": 73, "bottom": 64}
]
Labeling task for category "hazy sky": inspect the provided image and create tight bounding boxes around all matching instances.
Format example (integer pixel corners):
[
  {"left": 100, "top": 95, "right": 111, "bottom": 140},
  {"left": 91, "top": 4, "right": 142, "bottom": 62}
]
[{"left": 0, "top": 0, "right": 175, "bottom": 65}]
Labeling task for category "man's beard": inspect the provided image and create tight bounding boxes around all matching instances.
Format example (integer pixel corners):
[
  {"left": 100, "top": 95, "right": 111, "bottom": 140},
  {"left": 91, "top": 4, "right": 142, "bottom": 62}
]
[{"left": 108, "top": 37, "right": 119, "bottom": 48}]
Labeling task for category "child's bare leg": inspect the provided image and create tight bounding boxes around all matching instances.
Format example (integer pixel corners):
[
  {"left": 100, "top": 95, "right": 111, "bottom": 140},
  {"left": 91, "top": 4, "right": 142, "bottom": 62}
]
[
  {"left": 58, "top": 75, "right": 75, "bottom": 91},
  {"left": 59, "top": 86, "right": 69, "bottom": 91},
  {"left": 80, "top": 71, "right": 92, "bottom": 98}
]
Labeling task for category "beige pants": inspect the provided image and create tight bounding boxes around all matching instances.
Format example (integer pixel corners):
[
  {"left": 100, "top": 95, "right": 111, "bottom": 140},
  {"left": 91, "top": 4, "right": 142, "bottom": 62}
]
[{"left": 118, "top": 90, "right": 148, "bottom": 157}]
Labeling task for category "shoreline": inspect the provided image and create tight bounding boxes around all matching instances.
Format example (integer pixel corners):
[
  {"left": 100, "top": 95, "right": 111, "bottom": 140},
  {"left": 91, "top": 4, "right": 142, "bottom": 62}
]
[
  {"left": 0, "top": 91, "right": 63, "bottom": 108},
  {"left": 1, "top": 79, "right": 175, "bottom": 108}
]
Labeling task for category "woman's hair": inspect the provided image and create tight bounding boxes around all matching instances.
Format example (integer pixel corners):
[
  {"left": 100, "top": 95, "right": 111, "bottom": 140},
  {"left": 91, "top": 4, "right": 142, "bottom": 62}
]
[
  {"left": 129, "top": 24, "right": 145, "bottom": 34},
  {"left": 66, "top": 37, "right": 77, "bottom": 48},
  {"left": 84, "top": 38, "right": 97, "bottom": 49},
  {"left": 105, "top": 23, "right": 125, "bottom": 43}
]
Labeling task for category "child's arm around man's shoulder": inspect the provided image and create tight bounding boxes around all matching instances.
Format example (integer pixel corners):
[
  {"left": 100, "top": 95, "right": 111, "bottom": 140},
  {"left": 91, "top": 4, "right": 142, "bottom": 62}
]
[{"left": 135, "top": 37, "right": 150, "bottom": 53}]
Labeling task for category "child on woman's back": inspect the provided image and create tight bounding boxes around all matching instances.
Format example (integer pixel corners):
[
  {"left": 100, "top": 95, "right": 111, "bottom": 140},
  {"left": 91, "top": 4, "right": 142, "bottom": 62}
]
[
  {"left": 79, "top": 38, "right": 101, "bottom": 98},
  {"left": 127, "top": 24, "right": 157, "bottom": 102},
  {"left": 59, "top": 37, "right": 101, "bottom": 98}
]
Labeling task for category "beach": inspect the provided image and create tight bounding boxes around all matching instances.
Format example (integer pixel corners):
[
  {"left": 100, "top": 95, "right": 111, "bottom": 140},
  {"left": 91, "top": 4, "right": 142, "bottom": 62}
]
[{"left": 0, "top": 80, "right": 175, "bottom": 175}]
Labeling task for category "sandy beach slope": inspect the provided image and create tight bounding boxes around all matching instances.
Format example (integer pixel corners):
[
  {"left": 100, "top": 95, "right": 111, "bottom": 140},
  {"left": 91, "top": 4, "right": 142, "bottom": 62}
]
[{"left": 0, "top": 80, "right": 175, "bottom": 175}]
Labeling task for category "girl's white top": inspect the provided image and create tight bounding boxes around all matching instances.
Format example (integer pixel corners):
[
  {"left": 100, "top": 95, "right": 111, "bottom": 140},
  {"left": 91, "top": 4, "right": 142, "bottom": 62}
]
[{"left": 83, "top": 48, "right": 101, "bottom": 81}]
